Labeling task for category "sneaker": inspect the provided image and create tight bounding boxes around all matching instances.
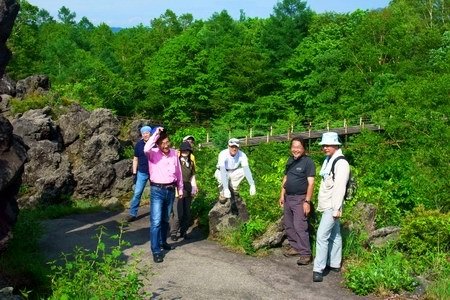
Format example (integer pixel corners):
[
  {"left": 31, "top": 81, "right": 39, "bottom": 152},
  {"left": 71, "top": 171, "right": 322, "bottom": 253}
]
[
  {"left": 153, "top": 253, "right": 164, "bottom": 263},
  {"left": 283, "top": 247, "right": 300, "bottom": 257},
  {"left": 297, "top": 255, "right": 312, "bottom": 265},
  {"left": 313, "top": 272, "right": 323, "bottom": 282},
  {"left": 170, "top": 235, "right": 178, "bottom": 241}
]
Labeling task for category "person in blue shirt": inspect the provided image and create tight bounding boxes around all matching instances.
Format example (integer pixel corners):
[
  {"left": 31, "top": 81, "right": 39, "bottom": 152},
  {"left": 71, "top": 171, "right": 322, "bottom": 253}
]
[{"left": 126, "top": 125, "right": 152, "bottom": 222}]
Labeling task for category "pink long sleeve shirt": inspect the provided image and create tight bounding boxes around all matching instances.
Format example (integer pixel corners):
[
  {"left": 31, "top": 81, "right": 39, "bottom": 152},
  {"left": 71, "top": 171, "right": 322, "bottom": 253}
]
[{"left": 143, "top": 131, "right": 183, "bottom": 194}]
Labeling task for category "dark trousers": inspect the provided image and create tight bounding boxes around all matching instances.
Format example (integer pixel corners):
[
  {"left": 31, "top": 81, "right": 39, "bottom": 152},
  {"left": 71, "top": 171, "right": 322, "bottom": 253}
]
[
  {"left": 170, "top": 191, "right": 192, "bottom": 236},
  {"left": 284, "top": 194, "right": 311, "bottom": 256}
]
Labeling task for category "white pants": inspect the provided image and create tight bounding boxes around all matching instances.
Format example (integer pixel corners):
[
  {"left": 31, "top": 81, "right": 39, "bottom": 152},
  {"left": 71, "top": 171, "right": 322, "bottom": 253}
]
[
  {"left": 313, "top": 208, "right": 342, "bottom": 273},
  {"left": 214, "top": 168, "right": 245, "bottom": 195}
]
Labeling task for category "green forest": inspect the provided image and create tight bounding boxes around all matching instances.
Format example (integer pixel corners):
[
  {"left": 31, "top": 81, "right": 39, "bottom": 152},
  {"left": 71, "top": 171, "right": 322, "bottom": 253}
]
[{"left": 4, "top": 0, "right": 450, "bottom": 298}]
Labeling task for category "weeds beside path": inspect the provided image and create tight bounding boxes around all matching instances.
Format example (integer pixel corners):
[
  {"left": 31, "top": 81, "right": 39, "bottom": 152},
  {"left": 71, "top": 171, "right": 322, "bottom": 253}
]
[{"left": 39, "top": 206, "right": 373, "bottom": 299}]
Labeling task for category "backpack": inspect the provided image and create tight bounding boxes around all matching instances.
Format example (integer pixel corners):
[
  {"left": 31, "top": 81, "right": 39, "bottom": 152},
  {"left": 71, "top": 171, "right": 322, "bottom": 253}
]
[{"left": 330, "top": 156, "right": 357, "bottom": 201}]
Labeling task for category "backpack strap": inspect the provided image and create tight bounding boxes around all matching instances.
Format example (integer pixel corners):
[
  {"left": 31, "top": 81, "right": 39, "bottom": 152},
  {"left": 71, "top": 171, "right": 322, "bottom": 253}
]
[{"left": 330, "top": 156, "right": 346, "bottom": 180}]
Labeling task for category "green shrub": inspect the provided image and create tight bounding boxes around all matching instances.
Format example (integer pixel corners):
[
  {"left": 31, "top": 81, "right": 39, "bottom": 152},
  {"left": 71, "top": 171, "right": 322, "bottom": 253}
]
[
  {"left": 397, "top": 206, "right": 450, "bottom": 263},
  {"left": 345, "top": 248, "right": 417, "bottom": 296},
  {"left": 48, "top": 226, "right": 147, "bottom": 299},
  {"left": 239, "top": 217, "right": 269, "bottom": 254}
]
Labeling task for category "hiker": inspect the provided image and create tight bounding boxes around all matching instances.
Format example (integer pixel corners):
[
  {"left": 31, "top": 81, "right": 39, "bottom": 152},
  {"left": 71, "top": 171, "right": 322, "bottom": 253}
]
[
  {"left": 170, "top": 141, "right": 198, "bottom": 241},
  {"left": 279, "top": 136, "right": 315, "bottom": 265},
  {"left": 180, "top": 135, "right": 197, "bottom": 169},
  {"left": 126, "top": 125, "right": 152, "bottom": 222},
  {"left": 144, "top": 127, "right": 183, "bottom": 263},
  {"left": 313, "top": 132, "right": 350, "bottom": 282},
  {"left": 214, "top": 138, "right": 256, "bottom": 203}
]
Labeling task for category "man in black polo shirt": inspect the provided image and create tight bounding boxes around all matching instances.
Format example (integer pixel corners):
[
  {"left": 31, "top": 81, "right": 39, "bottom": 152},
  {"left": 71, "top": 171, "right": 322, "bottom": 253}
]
[{"left": 279, "top": 136, "right": 316, "bottom": 265}]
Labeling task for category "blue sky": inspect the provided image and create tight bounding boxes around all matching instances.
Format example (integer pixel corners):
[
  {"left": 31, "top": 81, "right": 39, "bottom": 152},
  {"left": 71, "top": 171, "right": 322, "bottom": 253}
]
[{"left": 27, "top": 0, "right": 390, "bottom": 28}]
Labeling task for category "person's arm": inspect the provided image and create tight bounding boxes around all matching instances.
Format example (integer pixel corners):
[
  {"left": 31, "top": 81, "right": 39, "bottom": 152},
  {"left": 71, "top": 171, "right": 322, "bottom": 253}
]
[
  {"left": 279, "top": 175, "right": 287, "bottom": 206},
  {"left": 331, "top": 159, "right": 350, "bottom": 217},
  {"left": 191, "top": 175, "right": 198, "bottom": 195},
  {"left": 175, "top": 154, "right": 184, "bottom": 198},
  {"left": 243, "top": 166, "right": 255, "bottom": 186},
  {"left": 303, "top": 176, "right": 314, "bottom": 216},
  {"left": 144, "top": 127, "right": 161, "bottom": 156},
  {"left": 132, "top": 157, "right": 138, "bottom": 174}
]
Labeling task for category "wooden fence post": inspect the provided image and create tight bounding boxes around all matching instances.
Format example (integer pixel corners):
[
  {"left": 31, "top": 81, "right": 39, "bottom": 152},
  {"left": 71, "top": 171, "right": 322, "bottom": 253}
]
[
  {"left": 291, "top": 123, "right": 294, "bottom": 133},
  {"left": 266, "top": 132, "right": 269, "bottom": 143},
  {"left": 327, "top": 121, "right": 330, "bottom": 131},
  {"left": 287, "top": 128, "right": 291, "bottom": 140},
  {"left": 308, "top": 122, "right": 312, "bottom": 137},
  {"left": 359, "top": 117, "right": 362, "bottom": 127},
  {"left": 250, "top": 127, "right": 253, "bottom": 138},
  {"left": 245, "top": 135, "right": 248, "bottom": 145},
  {"left": 270, "top": 125, "right": 273, "bottom": 136},
  {"left": 206, "top": 132, "right": 210, "bottom": 143},
  {"left": 344, "top": 119, "right": 348, "bottom": 134}
]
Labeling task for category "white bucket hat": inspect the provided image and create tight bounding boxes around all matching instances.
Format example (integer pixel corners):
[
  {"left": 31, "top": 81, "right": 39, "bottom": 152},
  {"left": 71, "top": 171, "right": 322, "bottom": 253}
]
[{"left": 318, "top": 132, "right": 341, "bottom": 145}]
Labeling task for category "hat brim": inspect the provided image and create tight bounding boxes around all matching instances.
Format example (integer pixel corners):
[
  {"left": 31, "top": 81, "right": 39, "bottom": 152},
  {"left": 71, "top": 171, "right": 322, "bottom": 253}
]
[
  {"left": 228, "top": 143, "right": 240, "bottom": 147},
  {"left": 318, "top": 141, "right": 341, "bottom": 145}
]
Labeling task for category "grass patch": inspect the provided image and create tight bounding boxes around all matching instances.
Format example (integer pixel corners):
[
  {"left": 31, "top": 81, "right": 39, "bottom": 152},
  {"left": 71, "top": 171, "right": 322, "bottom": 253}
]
[
  {"left": 48, "top": 226, "right": 147, "bottom": 299},
  {"left": 0, "top": 200, "right": 105, "bottom": 298}
]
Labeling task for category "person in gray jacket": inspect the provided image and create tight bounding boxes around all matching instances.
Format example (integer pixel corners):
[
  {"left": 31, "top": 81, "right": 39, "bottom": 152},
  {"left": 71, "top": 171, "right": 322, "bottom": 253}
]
[{"left": 313, "top": 132, "right": 350, "bottom": 282}]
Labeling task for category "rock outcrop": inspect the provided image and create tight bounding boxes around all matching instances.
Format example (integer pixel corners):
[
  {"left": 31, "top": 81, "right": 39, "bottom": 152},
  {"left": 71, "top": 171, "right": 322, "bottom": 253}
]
[
  {"left": 10, "top": 105, "right": 134, "bottom": 207},
  {"left": 208, "top": 191, "right": 250, "bottom": 237},
  {"left": 0, "top": 0, "right": 21, "bottom": 253},
  {"left": 0, "top": 114, "right": 27, "bottom": 251}
]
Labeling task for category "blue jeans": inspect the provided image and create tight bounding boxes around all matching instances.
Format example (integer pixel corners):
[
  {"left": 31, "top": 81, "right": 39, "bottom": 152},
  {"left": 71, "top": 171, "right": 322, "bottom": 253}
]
[
  {"left": 150, "top": 186, "right": 175, "bottom": 254},
  {"left": 313, "top": 209, "right": 342, "bottom": 273},
  {"left": 129, "top": 171, "right": 149, "bottom": 217}
]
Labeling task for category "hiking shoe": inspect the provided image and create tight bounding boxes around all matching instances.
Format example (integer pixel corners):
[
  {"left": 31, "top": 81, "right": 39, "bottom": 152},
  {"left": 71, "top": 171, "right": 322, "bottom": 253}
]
[
  {"left": 283, "top": 247, "right": 300, "bottom": 257},
  {"left": 125, "top": 215, "right": 137, "bottom": 222},
  {"left": 170, "top": 235, "right": 178, "bottom": 241},
  {"left": 153, "top": 253, "right": 164, "bottom": 263},
  {"left": 297, "top": 255, "right": 312, "bottom": 265},
  {"left": 313, "top": 272, "right": 323, "bottom": 282},
  {"left": 161, "top": 243, "right": 174, "bottom": 251},
  {"left": 326, "top": 266, "right": 341, "bottom": 273}
]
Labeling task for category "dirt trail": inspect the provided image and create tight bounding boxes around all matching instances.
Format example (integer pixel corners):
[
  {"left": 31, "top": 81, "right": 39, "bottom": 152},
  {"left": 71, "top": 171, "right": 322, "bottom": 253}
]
[{"left": 39, "top": 206, "right": 373, "bottom": 299}]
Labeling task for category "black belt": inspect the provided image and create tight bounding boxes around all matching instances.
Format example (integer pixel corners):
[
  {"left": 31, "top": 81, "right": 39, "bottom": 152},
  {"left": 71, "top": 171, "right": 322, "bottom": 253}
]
[
  {"left": 217, "top": 167, "right": 239, "bottom": 171},
  {"left": 150, "top": 182, "right": 176, "bottom": 190}
]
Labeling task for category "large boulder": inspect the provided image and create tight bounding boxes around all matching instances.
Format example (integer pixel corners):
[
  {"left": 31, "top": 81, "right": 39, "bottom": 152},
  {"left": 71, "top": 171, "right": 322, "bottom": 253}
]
[
  {"left": 0, "top": 74, "right": 15, "bottom": 96},
  {"left": 57, "top": 104, "right": 90, "bottom": 147},
  {"left": 0, "top": 0, "right": 19, "bottom": 77},
  {"left": 0, "top": 94, "right": 12, "bottom": 114},
  {"left": 252, "top": 216, "right": 285, "bottom": 250},
  {"left": 208, "top": 192, "right": 249, "bottom": 237},
  {"left": 11, "top": 106, "right": 131, "bottom": 206},
  {"left": 15, "top": 75, "right": 50, "bottom": 98},
  {"left": 11, "top": 106, "right": 61, "bottom": 148},
  {"left": 0, "top": 114, "right": 27, "bottom": 251},
  {"left": 66, "top": 108, "right": 123, "bottom": 198}
]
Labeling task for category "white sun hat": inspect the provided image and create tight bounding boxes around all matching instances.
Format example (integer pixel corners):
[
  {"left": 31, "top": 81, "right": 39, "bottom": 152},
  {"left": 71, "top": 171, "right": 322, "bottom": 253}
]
[{"left": 318, "top": 132, "right": 341, "bottom": 145}]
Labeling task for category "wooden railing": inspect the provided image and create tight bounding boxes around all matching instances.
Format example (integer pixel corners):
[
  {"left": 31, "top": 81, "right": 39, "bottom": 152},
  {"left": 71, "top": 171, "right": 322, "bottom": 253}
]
[{"left": 200, "top": 118, "right": 383, "bottom": 147}]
